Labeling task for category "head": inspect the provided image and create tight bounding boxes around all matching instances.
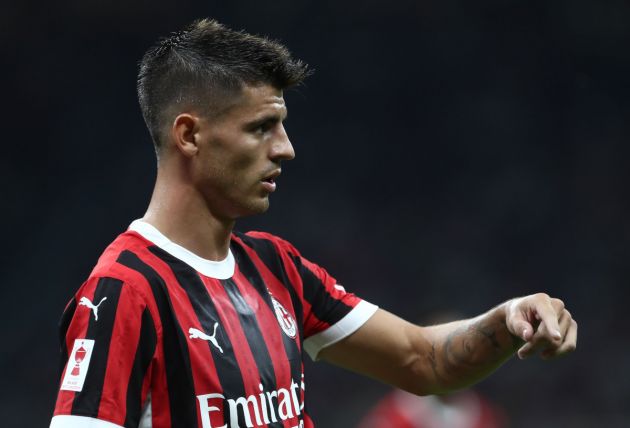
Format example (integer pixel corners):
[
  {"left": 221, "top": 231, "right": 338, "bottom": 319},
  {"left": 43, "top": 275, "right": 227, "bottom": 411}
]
[{"left": 137, "top": 19, "right": 310, "bottom": 219}]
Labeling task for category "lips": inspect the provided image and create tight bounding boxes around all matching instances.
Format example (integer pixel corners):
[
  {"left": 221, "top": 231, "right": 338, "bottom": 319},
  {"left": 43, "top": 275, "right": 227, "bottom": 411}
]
[
  {"left": 261, "top": 169, "right": 281, "bottom": 192},
  {"left": 262, "top": 169, "right": 281, "bottom": 183}
]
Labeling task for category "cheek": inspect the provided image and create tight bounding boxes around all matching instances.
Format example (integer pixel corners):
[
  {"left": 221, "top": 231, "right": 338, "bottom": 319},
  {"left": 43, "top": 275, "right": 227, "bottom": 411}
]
[
  {"left": 201, "top": 134, "right": 264, "bottom": 187},
  {"left": 223, "top": 148, "right": 263, "bottom": 180},
  {"left": 207, "top": 151, "right": 260, "bottom": 191},
  {"left": 227, "top": 138, "right": 260, "bottom": 162}
]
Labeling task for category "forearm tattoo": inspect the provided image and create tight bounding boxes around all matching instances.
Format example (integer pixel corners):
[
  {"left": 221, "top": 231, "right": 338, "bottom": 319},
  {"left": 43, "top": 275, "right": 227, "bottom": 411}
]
[{"left": 430, "top": 318, "right": 522, "bottom": 384}]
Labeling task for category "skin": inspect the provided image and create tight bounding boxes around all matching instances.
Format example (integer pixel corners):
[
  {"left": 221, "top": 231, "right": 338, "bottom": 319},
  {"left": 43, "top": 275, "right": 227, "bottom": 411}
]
[
  {"left": 320, "top": 294, "right": 577, "bottom": 395},
  {"left": 143, "top": 84, "right": 293, "bottom": 260},
  {"left": 143, "top": 82, "right": 578, "bottom": 396}
]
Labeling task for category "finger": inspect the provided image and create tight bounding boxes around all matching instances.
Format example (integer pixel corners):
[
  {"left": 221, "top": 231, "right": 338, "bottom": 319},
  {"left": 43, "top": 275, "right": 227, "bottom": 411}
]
[
  {"left": 557, "top": 309, "right": 572, "bottom": 338},
  {"left": 559, "top": 319, "right": 578, "bottom": 354},
  {"left": 550, "top": 298, "right": 565, "bottom": 314},
  {"left": 506, "top": 299, "right": 535, "bottom": 341},
  {"left": 517, "top": 327, "right": 549, "bottom": 359},
  {"left": 539, "top": 310, "right": 572, "bottom": 359},
  {"left": 534, "top": 296, "right": 562, "bottom": 341},
  {"left": 517, "top": 342, "right": 534, "bottom": 359},
  {"left": 512, "top": 318, "right": 534, "bottom": 342},
  {"left": 537, "top": 309, "right": 573, "bottom": 358},
  {"left": 542, "top": 319, "right": 578, "bottom": 359}
]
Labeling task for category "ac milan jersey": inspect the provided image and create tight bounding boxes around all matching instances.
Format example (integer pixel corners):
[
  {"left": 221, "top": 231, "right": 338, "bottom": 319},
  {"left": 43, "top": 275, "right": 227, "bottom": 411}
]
[{"left": 50, "top": 220, "right": 378, "bottom": 428}]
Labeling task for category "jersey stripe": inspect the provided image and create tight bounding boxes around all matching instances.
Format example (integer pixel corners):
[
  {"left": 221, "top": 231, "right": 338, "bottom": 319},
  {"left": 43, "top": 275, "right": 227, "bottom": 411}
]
[
  {"left": 234, "top": 234, "right": 305, "bottom": 343},
  {"left": 289, "top": 254, "right": 353, "bottom": 326},
  {"left": 58, "top": 298, "right": 78, "bottom": 381},
  {"left": 147, "top": 246, "right": 249, "bottom": 428},
  {"left": 55, "top": 284, "right": 93, "bottom": 416},
  {"left": 232, "top": 267, "right": 304, "bottom": 427},
  {"left": 96, "top": 284, "right": 147, "bottom": 425},
  {"left": 234, "top": 234, "right": 313, "bottom": 423},
  {"left": 116, "top": 249, "right": 196, "bottom": 428},
  {"left": 221, "top": 277, "right": 285, "bottom": 427},
  {"left": 124, "top": 308, "right": 157, "bottom": 428},
  {"left": 231, "top": 238, "right": 305, "bottom": 423},
  {"left": 222, "top": 278, "right": 276, "bottom": 388},
  {"left": 72, "top": 277, "right": 124, "bottom": 417}
]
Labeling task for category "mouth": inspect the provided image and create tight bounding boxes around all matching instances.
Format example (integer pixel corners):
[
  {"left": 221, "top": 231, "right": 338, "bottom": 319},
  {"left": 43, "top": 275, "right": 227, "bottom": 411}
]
[{"left": 261, "top": 169, "right": 281, "bottom": 192}]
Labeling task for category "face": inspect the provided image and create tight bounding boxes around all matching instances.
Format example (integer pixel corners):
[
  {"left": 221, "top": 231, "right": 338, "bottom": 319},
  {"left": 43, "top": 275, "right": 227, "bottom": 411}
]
[{"left": 191, "top": 84, "right": 295, "bottom": 220}]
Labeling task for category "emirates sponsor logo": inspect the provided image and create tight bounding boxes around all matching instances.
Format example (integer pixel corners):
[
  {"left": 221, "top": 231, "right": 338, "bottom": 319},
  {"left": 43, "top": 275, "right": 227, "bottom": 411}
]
[
  {"left": 271, "top": 296, "right": 296, "bottom": 339},
  {"left": 197, "top": 376, "right": 305, "bottom": 428},
  {"left": 60, "top": 339, "right": 95, "bottom": 392}
]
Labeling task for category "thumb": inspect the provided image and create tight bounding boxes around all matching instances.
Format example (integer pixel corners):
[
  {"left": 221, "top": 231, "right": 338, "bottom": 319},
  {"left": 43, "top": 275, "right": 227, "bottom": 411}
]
[
  {"left": 506, "top": 300, "right": 534, "bottom": 341},
  {"left": 512, "top": 318, "right": 534, "bottom": 341}
]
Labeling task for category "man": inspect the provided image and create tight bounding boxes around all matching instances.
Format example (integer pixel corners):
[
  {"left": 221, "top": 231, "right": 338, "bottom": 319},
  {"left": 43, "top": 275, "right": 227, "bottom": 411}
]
[{"left": 50, "top": 19, "right": 577, "bottom": 428}]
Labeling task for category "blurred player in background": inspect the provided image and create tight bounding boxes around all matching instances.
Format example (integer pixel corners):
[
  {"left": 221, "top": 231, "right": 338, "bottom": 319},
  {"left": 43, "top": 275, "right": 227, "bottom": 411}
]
[
  {"left": 358, "top": 390, "right": 506, "bottom": 428},
  {"left": 50, "top": 19, "right": 577, "bottom": 428},
  {"left": 357, "top": 313, "right": 507, "bottom": 428}
]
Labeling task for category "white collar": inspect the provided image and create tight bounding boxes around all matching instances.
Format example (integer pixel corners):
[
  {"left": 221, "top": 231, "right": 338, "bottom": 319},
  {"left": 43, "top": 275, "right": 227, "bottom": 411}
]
[{"left": 128, "top": 219, "right": 235, "bottom": 279}]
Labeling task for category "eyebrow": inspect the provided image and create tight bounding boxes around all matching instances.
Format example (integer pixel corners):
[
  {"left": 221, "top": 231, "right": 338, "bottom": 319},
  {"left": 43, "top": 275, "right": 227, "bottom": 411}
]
[{"left": 245, "top": 110, "right": 287, "bottom": 128}]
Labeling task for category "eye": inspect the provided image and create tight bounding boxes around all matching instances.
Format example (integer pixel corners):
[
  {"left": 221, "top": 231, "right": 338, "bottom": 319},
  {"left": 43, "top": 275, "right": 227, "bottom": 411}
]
[
  {"left": 249, "top": 117, "right": 281, "bottom": 135},
  {"left": 255, "top": 120, "right": 275, "bottom": 134}
]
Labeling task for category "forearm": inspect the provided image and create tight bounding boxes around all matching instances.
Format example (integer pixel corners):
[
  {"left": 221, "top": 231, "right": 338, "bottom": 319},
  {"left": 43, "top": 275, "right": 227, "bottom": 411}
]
[
  {"left": 320, "top": 306, "right": 520, "bottom": 396},
  {"left": 419, "top": 302, "right": 521, "bottom": 394},
  {"left": 320, "top": 295, "right": 575, "bottom": 397}
]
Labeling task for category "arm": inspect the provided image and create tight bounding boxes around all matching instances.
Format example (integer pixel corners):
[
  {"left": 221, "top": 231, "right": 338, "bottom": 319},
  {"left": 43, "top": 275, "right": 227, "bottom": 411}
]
[
  {"left": 318, "top": 293, "right": 577, "bottom": 396},
  {"left": 51, "top": 276, "right": 157, "bottom": 428}
]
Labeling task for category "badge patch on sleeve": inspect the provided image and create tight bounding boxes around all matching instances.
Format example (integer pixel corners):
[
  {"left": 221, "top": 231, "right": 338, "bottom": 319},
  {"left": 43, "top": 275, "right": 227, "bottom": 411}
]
[{"left": 60, "top": 339, "right": 95, "bottom": 392}]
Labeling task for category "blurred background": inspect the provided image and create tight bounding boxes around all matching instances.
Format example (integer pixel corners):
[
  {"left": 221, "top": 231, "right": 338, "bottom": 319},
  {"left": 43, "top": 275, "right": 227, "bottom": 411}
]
[{"left": 1, "top": 0, "right": 629, "bottom": 426}]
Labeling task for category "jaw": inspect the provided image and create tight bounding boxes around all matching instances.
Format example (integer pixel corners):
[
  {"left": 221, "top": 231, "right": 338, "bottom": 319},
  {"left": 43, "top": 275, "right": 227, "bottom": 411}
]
[
  {"left": 207, "top": 191, "right": 271, "bottom": 221},
  {"left": 236, "top": 195, "right": 271, "bottom": 218}
]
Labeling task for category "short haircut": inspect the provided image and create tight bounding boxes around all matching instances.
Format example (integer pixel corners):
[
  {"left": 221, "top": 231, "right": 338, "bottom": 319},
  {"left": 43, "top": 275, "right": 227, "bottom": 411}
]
[{"left": 137, "top": 19, "right": 310, "bottom": 151}]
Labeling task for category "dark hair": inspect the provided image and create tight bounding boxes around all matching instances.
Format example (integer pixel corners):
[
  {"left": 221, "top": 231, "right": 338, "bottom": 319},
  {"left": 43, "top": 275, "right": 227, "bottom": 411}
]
[{"left": 137, "top": 19, "right": 310, "bottom": 151}]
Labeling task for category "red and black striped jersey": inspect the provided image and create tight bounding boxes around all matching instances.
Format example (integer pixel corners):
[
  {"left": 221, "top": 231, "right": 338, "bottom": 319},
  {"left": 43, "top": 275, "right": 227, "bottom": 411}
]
[{"left": 50, "top": 220, "right": 377, "bottom": 428}]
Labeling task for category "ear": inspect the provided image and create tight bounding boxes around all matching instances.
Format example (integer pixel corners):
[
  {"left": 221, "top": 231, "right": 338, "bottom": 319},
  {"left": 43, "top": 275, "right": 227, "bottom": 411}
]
[{"left": 172, "top": 113, "right": 200, "bottom": 157}]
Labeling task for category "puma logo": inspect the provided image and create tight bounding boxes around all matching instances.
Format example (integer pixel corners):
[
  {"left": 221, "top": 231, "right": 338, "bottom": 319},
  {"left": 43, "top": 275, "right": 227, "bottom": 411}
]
[
  {"left": 189, "top": 323, "right": 223, "bottom": 353},
  {"left": 79, "top": 296, "right": 108, "bottom": 321}
]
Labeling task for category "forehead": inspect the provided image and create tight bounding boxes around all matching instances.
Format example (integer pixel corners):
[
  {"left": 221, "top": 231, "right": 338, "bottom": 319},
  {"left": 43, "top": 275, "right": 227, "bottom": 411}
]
[{"left": 223, "top": 84, "right": 287, "bottom": 120}]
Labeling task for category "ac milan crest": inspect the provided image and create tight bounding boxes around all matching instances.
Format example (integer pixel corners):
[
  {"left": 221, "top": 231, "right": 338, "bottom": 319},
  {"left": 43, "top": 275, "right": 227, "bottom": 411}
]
[{"left": 271, "top": 296, "right": 297, "bottom": 339}]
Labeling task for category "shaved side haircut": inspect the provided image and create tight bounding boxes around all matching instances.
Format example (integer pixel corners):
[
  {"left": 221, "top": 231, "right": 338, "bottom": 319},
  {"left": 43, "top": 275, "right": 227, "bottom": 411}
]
[{"left": 137, "top": 19, "right": 310, "bottom": 152}]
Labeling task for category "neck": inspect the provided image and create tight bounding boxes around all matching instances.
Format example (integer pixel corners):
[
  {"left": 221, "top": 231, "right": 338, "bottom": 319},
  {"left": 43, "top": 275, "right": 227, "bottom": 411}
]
[{"left": 142, "top": 165, "right": 234, "bottom": 261}]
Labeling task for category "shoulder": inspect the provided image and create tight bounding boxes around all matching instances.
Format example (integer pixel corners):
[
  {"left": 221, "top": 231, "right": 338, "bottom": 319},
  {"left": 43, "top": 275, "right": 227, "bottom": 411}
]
[
  {"left": 84, "top": 230, "right": 157, "bottom": 304},
  {"left": 233, "top": 230, "right": 302, "bottom": 258}
]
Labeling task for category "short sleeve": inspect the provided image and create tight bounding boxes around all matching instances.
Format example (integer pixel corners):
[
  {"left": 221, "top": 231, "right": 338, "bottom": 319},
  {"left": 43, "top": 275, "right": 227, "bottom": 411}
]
[
  {"left": 50, "top": 276, "right": 157, "bottom": 428},
  {"left": 290, "top": 253, "right": 378, "bottom": 360}
]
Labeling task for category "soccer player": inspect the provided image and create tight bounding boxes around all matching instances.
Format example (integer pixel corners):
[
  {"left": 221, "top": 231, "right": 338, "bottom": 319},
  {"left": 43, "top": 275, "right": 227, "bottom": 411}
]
[{"left": 50, "top": 19, "right": 577, "bottom": 428}]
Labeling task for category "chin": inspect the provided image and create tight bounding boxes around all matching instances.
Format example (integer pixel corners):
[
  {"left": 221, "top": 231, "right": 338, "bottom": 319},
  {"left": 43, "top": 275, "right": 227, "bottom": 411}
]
[{"left": 235, "top": 198, "right": 270, "bottom": 218}]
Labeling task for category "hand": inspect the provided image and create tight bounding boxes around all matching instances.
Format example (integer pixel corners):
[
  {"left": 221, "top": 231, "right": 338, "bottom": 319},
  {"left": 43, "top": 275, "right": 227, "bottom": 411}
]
[{"left": 505, "top": 293, "right": 578, "bottom": 360}]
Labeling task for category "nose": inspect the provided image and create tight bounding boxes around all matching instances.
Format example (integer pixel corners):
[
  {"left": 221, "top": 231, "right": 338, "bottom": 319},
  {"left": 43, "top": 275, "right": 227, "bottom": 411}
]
[{"left": 270, "top": 123, "right": 295, "bottom": 161}]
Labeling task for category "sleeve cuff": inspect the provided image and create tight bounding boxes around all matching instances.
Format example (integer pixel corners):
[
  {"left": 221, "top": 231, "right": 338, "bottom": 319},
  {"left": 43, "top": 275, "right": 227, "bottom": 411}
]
[
  {"left": 50, "top": 415, "right": 125, "bottom": 428},
  {"left": 304, "top": 300, "right": 379, "bottom": 361}
]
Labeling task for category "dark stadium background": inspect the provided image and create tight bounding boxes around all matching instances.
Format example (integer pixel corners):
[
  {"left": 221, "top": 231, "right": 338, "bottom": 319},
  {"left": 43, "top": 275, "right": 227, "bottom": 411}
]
[{"left": 2, "top": 0, "right": 628, "bottom": 427}]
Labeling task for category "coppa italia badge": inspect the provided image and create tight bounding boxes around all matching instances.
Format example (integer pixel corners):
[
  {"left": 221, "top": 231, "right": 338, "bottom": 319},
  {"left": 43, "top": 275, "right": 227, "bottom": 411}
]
[
  {"left": 60, "top": 339, "right": 95, "bottom": 392},
  {"left": 271, "top": 296, "right": 297, "bottom": 339}
]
